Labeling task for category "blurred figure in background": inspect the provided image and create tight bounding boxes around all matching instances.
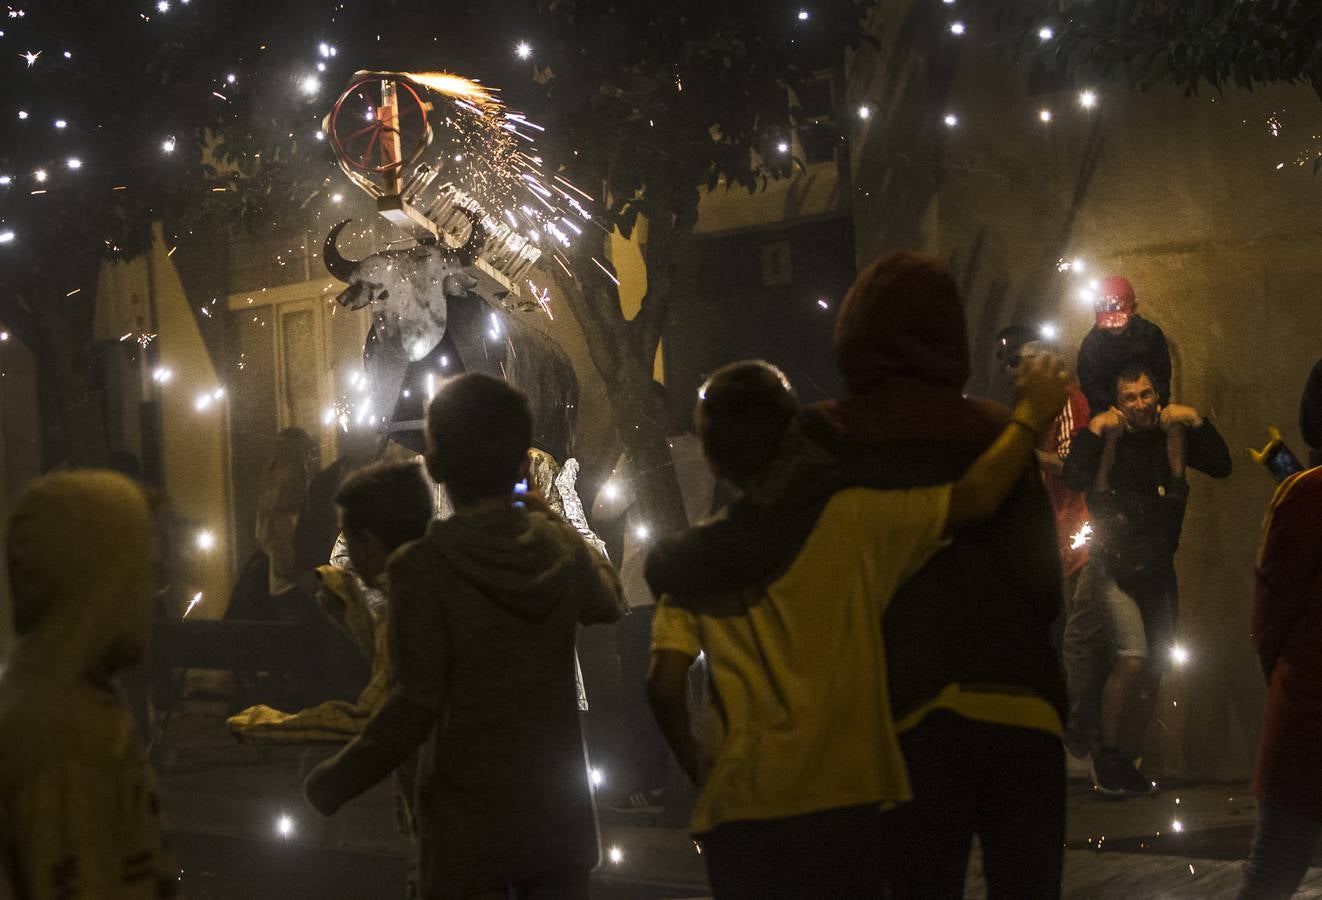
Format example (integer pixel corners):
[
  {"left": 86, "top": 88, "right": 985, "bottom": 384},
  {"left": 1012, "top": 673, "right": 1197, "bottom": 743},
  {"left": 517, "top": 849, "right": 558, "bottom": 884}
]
[
  {"left": 997, "top": 326, "right": 1104, "bottom": 775},
  {"left": 0, "top": 471, "right": 178, "bottom": 899}
]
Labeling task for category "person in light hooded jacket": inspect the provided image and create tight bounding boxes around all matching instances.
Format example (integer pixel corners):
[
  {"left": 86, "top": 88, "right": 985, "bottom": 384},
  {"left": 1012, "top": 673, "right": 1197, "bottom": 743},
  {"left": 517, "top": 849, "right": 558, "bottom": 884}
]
[
  {"left": 0, "top": 470, "right": 178, "bottom": 899},
  {"left": 304, "top": 373, "right": 626, "bottom": 900}
]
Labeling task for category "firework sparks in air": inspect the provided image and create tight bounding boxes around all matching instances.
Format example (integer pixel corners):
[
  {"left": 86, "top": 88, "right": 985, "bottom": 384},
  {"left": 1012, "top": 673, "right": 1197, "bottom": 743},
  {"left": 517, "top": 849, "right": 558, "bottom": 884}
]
[{"left": 332, "top": 69, "right": 603, "bottom": 301}]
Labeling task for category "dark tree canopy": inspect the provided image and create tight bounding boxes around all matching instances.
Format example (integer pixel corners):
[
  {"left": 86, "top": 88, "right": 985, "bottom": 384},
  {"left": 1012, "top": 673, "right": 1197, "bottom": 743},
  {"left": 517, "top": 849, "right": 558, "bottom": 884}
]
[{"left": 1013, "top": 1, "right": 1322, "bottom": 99}]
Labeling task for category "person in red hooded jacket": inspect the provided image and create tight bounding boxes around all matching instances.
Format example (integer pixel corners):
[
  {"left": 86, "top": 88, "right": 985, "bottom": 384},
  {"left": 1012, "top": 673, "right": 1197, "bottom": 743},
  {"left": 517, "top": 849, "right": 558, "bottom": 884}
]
[
  {"left": 1239, "top": 359, "right": 1322, "bottom": 899},
  {"left": 817, "top": 253, "right": 1068, "bottom": 898}
]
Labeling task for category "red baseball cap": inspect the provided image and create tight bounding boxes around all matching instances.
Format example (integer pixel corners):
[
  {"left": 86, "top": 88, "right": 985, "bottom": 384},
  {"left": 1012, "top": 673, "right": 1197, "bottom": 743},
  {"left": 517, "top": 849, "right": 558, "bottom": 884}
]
[{"left": 1094, "top": 275, "right": 1135, "bottom": 330}]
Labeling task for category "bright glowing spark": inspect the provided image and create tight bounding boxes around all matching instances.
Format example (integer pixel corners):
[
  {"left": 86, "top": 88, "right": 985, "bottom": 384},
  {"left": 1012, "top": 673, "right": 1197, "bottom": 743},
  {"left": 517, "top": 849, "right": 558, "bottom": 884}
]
[
  {"left": 590, "top": 767, "right": 604, "bottom": 788},
  {"left": 16, "top": 110, "right": 27, "bottom": 120},
  {"left": 857, "top": 105, "right": 871, "bottom": 120},
  {"left": 184, "top": 592, "right": 203, "bottom": 617},
  {"left": 796, "top": 9, "right": 809, "bottom": 20},
  {"left": 194, "top": 392, "right": 213, "bottom": 412},
  {"left": 1072, "top": 258, "right": 1086, "bottom": 273},
  {"left": 299, "top": 75, "right": 320, "bottom": 96},
  {"left": 0, "top": 176, "right": 9, "bottom": 186},
  {"left": 591, "top": 257, "right": 620, "bottom": 285},
  {"left": 63, "top": 50, "right": 71, "bottom": 59},
  {"left": 943, "top": 113, "right": 959, "bottom": 127},
  {"left": 226, "top": 73, "right": 237, "bottom": 84},
  {"left": 151, "top": 366, "right": 174, "bottom": 384},
  {"left": 318, "top": 42, "right": 332, "bottom": 57},
  {"left": 33, "top": 168, "right": 46, "bottom": 182},
  {"left": 817, "top": 298, "right": 830, "bottom": 310},
  {"left": 65, "top": 157, "right": 80, "bottom": 170},
  {"left": 1039, "top": 109, "right": 1053, "bottom": 123},
  {"left": 1170, "top": 644, "right": 1190, "bottom": 667},
  {"left": 1069, "top": 522, "right": 1093, "bottom": 550},
  {"left": 53, "top": 118, "right": 67, "bottom": 129},
  {"left": 276, "top": 814, "right": 295, "bottom": 838},
  {"left": 950, "top": 21, "right": 966, "bottom": 35},
  {"left": 156, "top": 0, "right": 169, "bottom": 11},
  {"left": 315, "top": 130, "right": 325, "bottom": 141},
  {"left": 0, "top": 231, "right": 14, "bottom": 244},
  {"left": 1039, "top": 322, "right": 1058, "bottom": 340},
  {"left": 20, "top": 49, "right": 39, "bottom": 67},
  {"left": 634, "top": 524, "right": 651, "bottom": 541},
  {"left": 1038, "top": 26, "right": 1054, "bottom": 41},
  {"left": 607, "top": 846, "right": 623, "bottom": 865},
  {"left": 162, "top": 136, "right": 176, "bottom": 153},
  {"left": 1172, "top": 820, "right": 1184, "bottom": 833},
  {"left": 331, "top": 192, "right": 342, "bottom": 203},
  {"left": 514, "top": 41, "right": 532, "bottom": 59},
  {"left": 602, "top": 482, "right": 619, "bottom": 501},
  {"left": 776, "top": 141, "right": 790, "bottom": 153},
  {"left": 195, "top": 529, "right": 216, "bottom": 552},
  {"left": 402, "top": 71, "right": 495, "bottom": 107},
  {"left": 1079, "top": 89, "right": 1098, "bottom": 109}
]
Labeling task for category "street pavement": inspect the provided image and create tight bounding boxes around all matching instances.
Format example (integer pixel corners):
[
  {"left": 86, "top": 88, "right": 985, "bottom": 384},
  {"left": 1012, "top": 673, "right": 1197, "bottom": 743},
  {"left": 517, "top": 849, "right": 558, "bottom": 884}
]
[{"left": 154, "top": 709, "right": 1322, "bottom": 898}]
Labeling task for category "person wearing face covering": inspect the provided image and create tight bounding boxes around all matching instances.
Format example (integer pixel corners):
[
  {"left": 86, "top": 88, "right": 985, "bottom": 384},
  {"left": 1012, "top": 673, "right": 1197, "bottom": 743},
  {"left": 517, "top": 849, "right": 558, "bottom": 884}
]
[
  {"left": 0, "top": 470, "right": 178, "bottom": 900},
  {"left": 1238, "top": 359, "right": 1322, "bottom": 900}
]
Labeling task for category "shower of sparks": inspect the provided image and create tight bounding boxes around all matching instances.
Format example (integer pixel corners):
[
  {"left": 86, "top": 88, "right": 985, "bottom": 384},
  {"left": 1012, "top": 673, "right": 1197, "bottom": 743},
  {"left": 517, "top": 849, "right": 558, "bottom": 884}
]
[
  {"left": 1267, "top": 112, "right": 1283, "bottom": 137},
  {"left": 329, "top": 70, "right": 603, "bottom": 289},
  {"left": 404, "top": 71, "right": 496, "bottom": 106},
  {"left": 20, "top": 49, "right": 39, "bottom": 67}
]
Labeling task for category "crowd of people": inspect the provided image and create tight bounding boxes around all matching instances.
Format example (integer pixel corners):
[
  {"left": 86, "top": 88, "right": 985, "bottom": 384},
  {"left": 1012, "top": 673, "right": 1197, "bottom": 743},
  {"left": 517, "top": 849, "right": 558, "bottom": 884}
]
[{"left": 0, "top": 248, "right": 1318, "bottom": 900}]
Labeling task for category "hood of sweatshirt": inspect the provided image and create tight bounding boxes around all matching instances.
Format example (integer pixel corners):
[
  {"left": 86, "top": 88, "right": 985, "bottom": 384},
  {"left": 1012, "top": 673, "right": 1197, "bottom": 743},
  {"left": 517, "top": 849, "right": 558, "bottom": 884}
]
[
  {"left": 0, "top": 470, "right": 154, "bottom": 790},
  {"left": 824, "top": 250, "right": 1005, "bottom": 443},
  {"left": 4, "top": 470, "right": 154, "bottom": 685},
  {"left": 834, "top": 250, "right": 970, "bottom": 395},
  {"left": 426, "top": 506, "right": 575, "bottom": 620}
]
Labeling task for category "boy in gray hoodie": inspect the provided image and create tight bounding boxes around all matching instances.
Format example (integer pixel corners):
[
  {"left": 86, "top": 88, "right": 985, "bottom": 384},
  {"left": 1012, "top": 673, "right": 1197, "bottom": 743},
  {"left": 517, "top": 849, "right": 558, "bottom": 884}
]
[{"left": 304, "top": 373, "right": 626, "bottom": 899}]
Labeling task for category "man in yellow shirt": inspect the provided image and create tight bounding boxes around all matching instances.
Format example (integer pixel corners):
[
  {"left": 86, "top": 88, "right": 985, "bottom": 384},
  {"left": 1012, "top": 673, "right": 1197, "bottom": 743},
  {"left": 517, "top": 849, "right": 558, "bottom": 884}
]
[{"left": 646, "top": 353, "right": 1066, "bottom": 898}]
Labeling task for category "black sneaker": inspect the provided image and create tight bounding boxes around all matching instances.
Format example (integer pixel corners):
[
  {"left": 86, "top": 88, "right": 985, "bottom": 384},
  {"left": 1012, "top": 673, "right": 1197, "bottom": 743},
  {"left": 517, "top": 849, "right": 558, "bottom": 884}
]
[
  {"left": 610, "top": 788, "right": 664, "bottom": 815},
  {"left": 1091, "top": 750, "right": 1158, "bottom": 797}
]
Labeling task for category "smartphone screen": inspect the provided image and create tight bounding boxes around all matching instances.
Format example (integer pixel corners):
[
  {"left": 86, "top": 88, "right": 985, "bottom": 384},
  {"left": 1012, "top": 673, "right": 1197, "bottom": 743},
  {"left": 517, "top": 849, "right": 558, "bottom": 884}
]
[{"left": 1266, "top": 445, "right": 1305, "bottom": 482}]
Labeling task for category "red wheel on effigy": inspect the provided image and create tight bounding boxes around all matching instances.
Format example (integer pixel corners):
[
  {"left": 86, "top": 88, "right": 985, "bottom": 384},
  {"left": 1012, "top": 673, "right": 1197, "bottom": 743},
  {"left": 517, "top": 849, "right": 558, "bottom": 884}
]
[{"left": 329, "top": 76, "right": 431, "bottom": 175}]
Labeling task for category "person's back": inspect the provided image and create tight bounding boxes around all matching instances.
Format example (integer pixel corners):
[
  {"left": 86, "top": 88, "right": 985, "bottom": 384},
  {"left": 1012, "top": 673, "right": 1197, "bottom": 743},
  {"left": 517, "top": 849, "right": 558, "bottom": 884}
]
[
  {"left": 817, "top": 252, "right": 1067, "bottom": 898},
  {"left": 0, "top": 471, "right": 177, "bottom": 900},
  {"left": 645, "top": 357, "right": 1068, "bottom": 899},
  {"left": 305, "top": 374, "right": 625, "bottom": 899},
  {"left": 388, "top": 506, "right": 614, "bottom": 891}
]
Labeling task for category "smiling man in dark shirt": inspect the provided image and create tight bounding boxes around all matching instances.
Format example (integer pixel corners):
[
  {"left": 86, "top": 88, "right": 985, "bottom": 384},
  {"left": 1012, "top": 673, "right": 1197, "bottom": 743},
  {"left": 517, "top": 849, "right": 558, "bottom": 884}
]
[{"left": 1064, "top": 363, "right": 1231, "bottom": 796}]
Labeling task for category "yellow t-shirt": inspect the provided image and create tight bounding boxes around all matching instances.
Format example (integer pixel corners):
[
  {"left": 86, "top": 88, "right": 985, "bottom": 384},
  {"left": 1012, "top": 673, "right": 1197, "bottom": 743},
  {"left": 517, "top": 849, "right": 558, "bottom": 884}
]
[{"left": 651, "top": 485, "right": 951, "bottom": 835}]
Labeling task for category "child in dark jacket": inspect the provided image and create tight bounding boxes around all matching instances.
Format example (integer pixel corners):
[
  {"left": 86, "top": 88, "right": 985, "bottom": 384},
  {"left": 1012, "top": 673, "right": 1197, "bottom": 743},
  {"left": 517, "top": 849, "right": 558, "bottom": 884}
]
[{"left": 304, "top": 373, "right": 626, "bottom": 899}]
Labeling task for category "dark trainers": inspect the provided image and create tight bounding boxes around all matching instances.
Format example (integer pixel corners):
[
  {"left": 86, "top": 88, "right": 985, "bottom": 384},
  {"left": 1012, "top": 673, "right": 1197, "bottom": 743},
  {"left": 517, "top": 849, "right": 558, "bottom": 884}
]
[
  {"left": 1092, "top": 750, "right": 1158, "bottom": 797},
  {"left": 610, "top": 788, "right": 664, "bottom": 815}
]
